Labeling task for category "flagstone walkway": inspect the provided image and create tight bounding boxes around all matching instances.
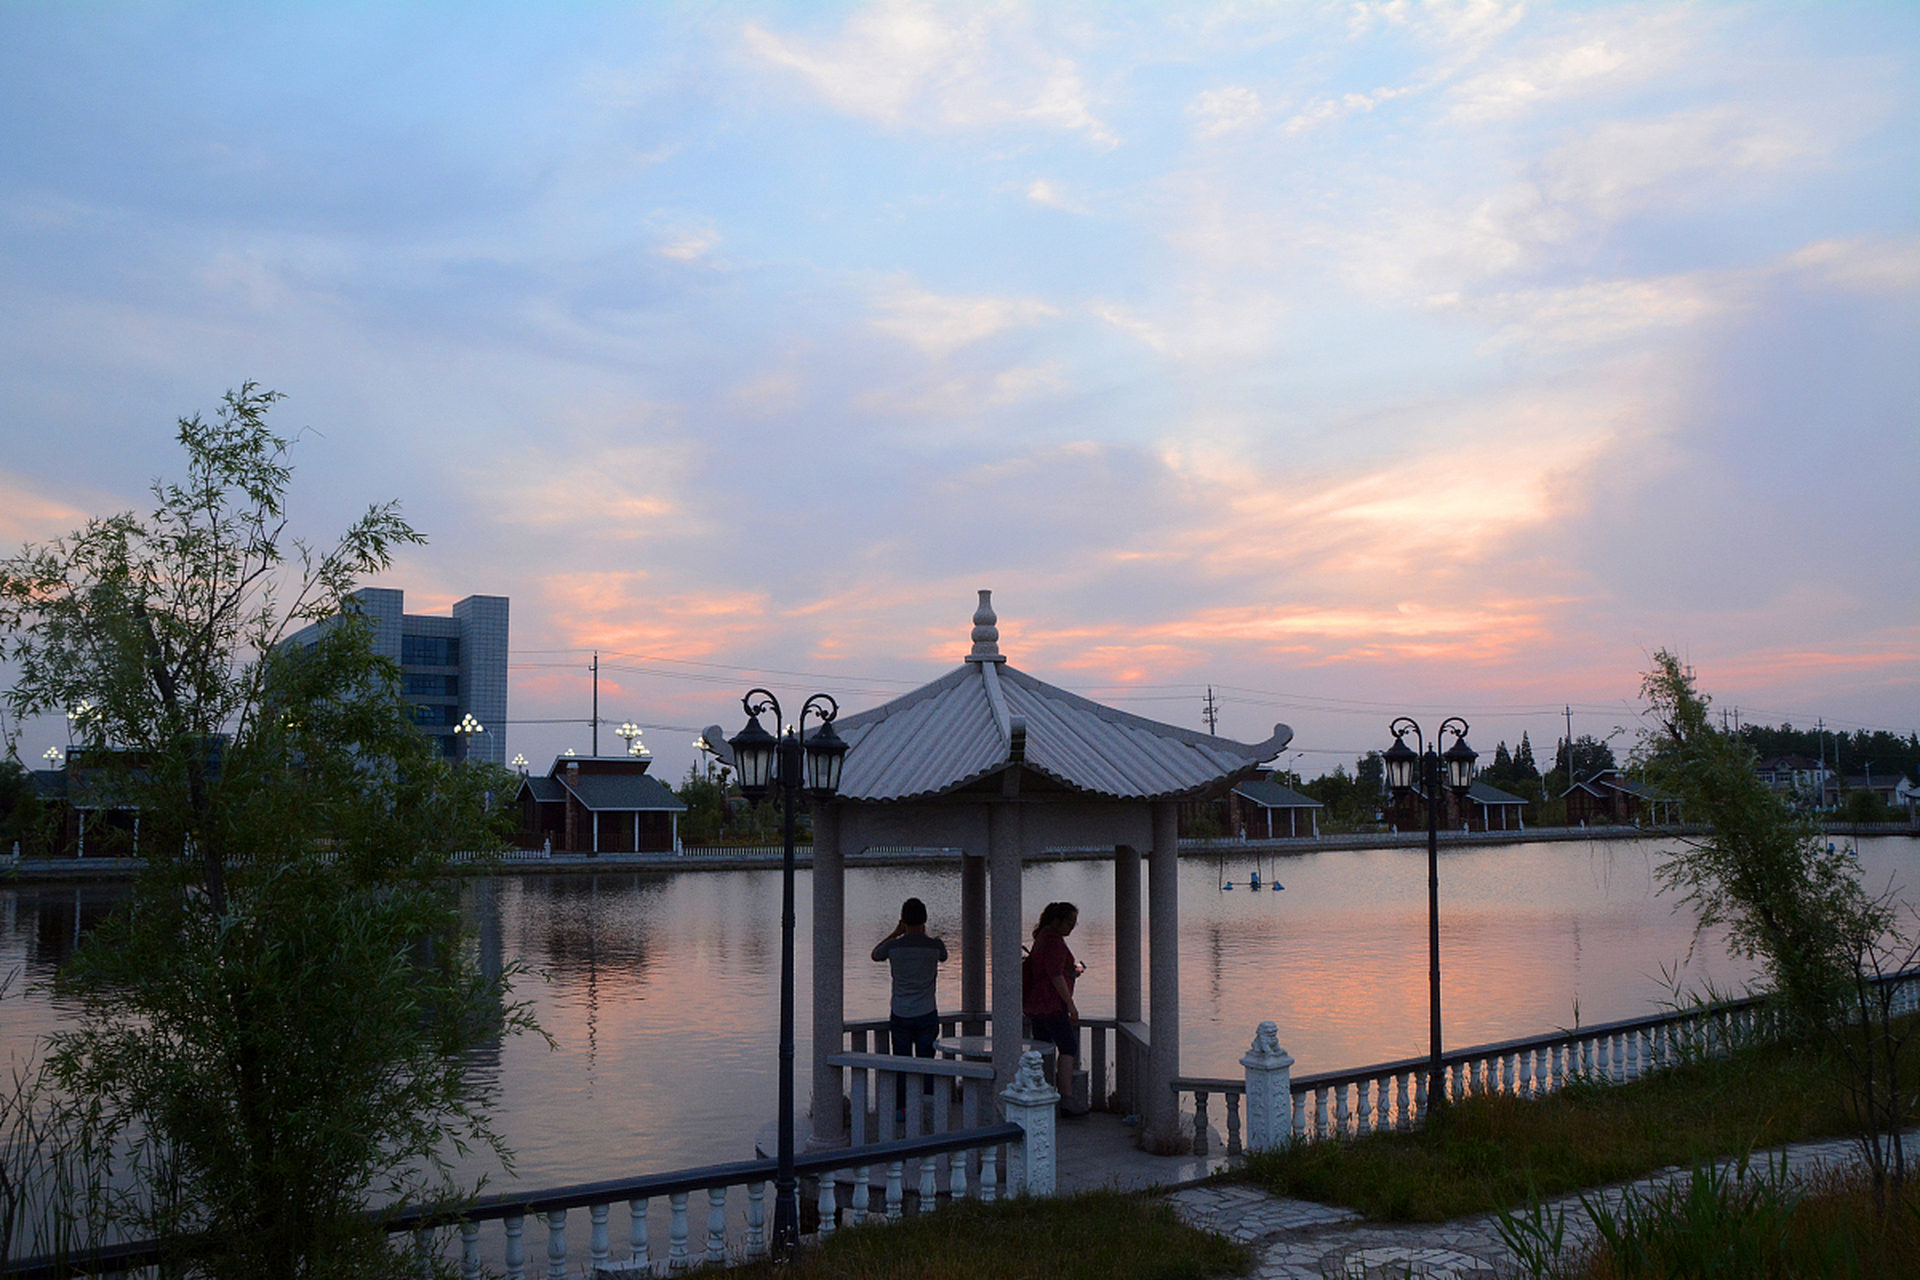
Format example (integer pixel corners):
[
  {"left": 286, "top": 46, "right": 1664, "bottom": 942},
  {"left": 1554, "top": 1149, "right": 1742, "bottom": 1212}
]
[{"left": 1163, "top": 1131, "right": 1914, "bottom": 1279}]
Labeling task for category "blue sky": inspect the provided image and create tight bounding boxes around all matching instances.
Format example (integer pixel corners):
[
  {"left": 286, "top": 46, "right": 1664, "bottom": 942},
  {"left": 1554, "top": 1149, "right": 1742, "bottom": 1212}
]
[{"left": 2, "top": 1, "right": 1915, "bottom": 779}]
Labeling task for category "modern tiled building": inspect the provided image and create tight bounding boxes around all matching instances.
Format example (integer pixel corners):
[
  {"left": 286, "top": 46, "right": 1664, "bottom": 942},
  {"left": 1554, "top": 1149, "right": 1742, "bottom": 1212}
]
[{"left": 287, "top": 587, "right": 508, "bottom": 764}]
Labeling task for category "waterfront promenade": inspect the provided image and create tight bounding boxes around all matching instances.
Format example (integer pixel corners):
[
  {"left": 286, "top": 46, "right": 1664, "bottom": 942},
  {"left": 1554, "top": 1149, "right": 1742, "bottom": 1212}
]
[{"left": 9, "top": 821, "right": 1914, "bottom": 884}]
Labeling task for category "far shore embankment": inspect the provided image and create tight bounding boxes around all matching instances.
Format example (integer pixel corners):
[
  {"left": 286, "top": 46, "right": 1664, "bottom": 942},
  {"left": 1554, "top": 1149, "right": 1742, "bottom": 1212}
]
[{"left": 7, "top": 822, "right": 1913, "bottom": 885}]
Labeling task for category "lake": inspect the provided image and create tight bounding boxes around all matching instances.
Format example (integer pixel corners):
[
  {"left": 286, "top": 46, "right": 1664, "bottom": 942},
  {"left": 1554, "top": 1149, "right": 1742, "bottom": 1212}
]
[{"left": 5, "top": 834, "right": 1916, "bottom": 1193}]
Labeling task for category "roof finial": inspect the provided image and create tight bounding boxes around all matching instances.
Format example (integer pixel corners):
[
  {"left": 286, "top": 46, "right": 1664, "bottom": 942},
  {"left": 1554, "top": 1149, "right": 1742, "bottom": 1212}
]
[{"left": 966, "top": 589, "right": 1004, "bottom": 663}]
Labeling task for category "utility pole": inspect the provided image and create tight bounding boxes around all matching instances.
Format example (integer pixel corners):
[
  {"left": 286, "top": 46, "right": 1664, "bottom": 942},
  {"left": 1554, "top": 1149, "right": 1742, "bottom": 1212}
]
[
  {"left": 1563, "top": 704, "right": 1574, "bottom": 780},
  {"left": 1818, "top": 718, "right": 1827, "bottom": 811},
  {"left": 1203, "top": 686, "right": 1219, "bottom": 735},
  {"left": 591, "top": 651, "right": 600, "bottom": 756}
]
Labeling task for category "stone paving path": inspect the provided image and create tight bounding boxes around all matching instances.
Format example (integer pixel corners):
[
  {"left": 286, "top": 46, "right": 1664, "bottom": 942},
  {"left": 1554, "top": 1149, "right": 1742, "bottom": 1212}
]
[{"left": 1164, "top": 1132, "right": 1916, "bottom": 1279}]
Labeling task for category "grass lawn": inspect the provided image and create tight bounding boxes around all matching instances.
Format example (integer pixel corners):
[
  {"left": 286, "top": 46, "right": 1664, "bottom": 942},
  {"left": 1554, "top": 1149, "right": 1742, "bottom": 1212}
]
[{"left": 707, "top": 1191, "right": 1250, "bottom": 1280}]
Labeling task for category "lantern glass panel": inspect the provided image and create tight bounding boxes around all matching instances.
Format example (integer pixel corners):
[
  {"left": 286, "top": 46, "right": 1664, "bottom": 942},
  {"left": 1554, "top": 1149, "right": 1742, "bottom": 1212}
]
[
  {"left": 1384, "top": 736, "right": 1416, "bottom": 792},
  {"left": 1444, "top": 738, "right": 1477, "bottom": 793}
]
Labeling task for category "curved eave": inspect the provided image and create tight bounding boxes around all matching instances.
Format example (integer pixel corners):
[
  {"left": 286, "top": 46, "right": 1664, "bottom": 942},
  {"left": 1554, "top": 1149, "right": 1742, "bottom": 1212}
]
[{"left": 831, "top": 661, "right": 1292, "bottom": 804}]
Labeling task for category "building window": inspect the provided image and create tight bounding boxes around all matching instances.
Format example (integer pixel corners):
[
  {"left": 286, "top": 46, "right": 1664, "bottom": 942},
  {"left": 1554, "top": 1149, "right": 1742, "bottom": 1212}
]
[
  {"left": 404, "top": 673, "right": 458, "bottom": 697},
  {"left": 402, "top": 635, "right": 461, "bottom": 667},
  {"left": 412, "top": 704, "right": 460, "bottom": 726}
]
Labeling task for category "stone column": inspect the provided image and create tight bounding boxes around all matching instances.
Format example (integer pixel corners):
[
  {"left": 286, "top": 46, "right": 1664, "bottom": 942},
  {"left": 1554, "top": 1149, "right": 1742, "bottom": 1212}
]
[
  {"left": 1001, "top": 1049, "right": 1058, "bottom": 1197},
  {"left": 1143, "top": 800, "right": 1182, "bottom": 1153},
  {"left": 1241, "top": 1021, "right": 1295, "bottom": 1153},
  {"left": 989, "top": 802, "right": 1024, "bottom": 1102},
  {"left": 809, "top": 805, "right": 846, "bottom": 1149},
  {"left": 1112, "top": 842, "right": 1142, "bottom": 1111},
  {"left": 962, "top": 847, "right": 987, "bottom": 1030}
]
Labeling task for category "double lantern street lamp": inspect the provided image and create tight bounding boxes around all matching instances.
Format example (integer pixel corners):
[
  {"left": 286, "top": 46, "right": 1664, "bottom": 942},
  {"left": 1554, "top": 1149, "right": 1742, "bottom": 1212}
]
[
  {"left": 1383, "top": 716, "right": 1476, "bottom": 1118},
  {"left": 726, "top": 689, "right": 847, "bottom": 1263}
]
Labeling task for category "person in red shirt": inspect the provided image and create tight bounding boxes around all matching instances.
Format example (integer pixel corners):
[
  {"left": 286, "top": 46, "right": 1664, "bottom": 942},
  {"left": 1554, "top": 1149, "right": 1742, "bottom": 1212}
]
[{"left": 1023, "top": 901, "right": 1088, "bottom": 1114}]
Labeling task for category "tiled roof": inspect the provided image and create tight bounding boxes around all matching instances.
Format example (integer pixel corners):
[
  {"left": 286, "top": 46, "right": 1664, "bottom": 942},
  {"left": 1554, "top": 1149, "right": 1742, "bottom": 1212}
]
[
  {"left": 1232, "top": 778, "right": 1323, "bottom": 809},
  {"left": 516, "top": 771, "right": 685, "bottom": 812},
  {"left": 833, "top": 661, "right": 1292, "bottom": 804},
  {"left": 1468, "top": 781, "right": 1526, "bottom": 805}
]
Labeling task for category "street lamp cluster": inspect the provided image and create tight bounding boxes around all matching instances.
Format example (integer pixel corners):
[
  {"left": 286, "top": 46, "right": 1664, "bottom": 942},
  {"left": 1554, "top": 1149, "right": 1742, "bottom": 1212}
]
[
  {"left": 617, "top": 721, "right": 650, "bottom": 758},
  {"left": 725, "top": 689, "right": 847, "bottom": 1262},
  {"left": 1383, "top": 716, "right": 1476, "bottom": 1115}
]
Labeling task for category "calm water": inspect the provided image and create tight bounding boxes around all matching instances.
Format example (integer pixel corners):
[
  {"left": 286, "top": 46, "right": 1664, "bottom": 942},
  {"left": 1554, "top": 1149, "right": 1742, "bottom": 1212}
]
[{"left": 6, "top": 835, "right": 1917, "bottom": 1192}]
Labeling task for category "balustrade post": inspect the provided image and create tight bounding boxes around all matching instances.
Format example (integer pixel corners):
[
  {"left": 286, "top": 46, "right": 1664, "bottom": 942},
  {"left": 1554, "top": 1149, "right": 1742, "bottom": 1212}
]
[
  {"left": 1314, "top": 1086, "right": 1330, "bottom": 1139},
  {"left": 919, "top": 1148, "right": 939, "bottom": 1206},
  {"left": 746, "top": 1181, "right": 767, "bottom": 1258},
  {"left": 979, "top": 1144, "right": 999, "bottom": 1203},
  {"left": 706, "top": 1188, "right": 727, "bottom": 1264},
  {"left": 885, "top": 1159, "right": 905, "bottom": 1220},
  {"left": 668, "top": 1193, "right": 690, "bottom": 1271},
  {"left": 1002, "top": 1048, "right": 1059, "bottom": 1196},
  {"left": 1226, "top": 1092, "right": 1244, "bottom": 1156},
  {"left": 505, "top": 1214, "right": 525, "bottom": 1280},
  {"left": 1395, "top": 1072, "right": 1411, "bottom": 1131},
  {"left": 1334, "top": 1083, "right": 1351, "bottom": 1137},
  {"left": 1414, "top": 1072, "right": 1427, "bottom": 1127},
  {"left": 1354, "top": 1078, "right": 1371, "bottom": 1136},
  {"left": 1193, "top": 1090, "right": 1211, "bottom": 1155},
  {"left": 590, "top": 1202, "right": 611, "bottom": 1271},
  {"left": 461, "top": 1222, "right": 481, "bottom": 1280},
  {"left": 546, "top": 1209, "right": 567, "bottom": 1280},
  {"left": 818, "top": 1171, "right": 838, "bottom": 1239},
  {"left": 1502, "top": 1053, "right": 1515, "bottom": 1096},
  {"left": 1292, "top": 1087, "right": 1307, "bottom": 1140}
]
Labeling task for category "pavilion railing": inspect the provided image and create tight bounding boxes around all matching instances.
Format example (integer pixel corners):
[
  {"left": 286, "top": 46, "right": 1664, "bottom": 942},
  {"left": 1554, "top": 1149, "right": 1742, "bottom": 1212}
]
[{"left": 845, "top": 1012, "right": 1123, "bottom": 1114}]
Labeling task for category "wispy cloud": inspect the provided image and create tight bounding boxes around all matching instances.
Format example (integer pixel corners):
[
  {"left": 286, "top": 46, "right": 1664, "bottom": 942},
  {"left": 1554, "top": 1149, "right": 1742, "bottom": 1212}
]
[
  {"left": 869, "top": 283, "right": 1060, "bottom": 357},
  {"left": 743, "top": 5, "right": 1115, "bottom": 144}
]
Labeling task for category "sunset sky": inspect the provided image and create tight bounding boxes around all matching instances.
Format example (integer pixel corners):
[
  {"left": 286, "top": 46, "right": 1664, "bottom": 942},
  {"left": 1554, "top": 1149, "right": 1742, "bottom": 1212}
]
[{"left": 3, "top": 1, "right": 1915, "bottom": 781}]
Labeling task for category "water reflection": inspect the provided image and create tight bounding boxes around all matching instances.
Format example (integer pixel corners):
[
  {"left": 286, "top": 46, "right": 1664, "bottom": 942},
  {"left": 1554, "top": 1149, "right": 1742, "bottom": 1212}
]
[{"left": 4, "top": 836, "right": 1915, "bottom": 1194}]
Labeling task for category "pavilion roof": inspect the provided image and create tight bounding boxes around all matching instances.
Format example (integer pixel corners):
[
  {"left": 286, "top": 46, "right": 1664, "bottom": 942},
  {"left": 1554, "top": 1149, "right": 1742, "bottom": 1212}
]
[{"left": 832, "top": 592, "right": 1291, "bottom": 804}]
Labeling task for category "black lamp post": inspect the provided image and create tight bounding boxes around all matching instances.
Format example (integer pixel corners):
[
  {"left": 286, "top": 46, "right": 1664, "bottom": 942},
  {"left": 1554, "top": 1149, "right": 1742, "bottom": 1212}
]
[
  {"left": 1384, "top": 716, "right": 1475, "bottom": 1120},
  {"left": 728, "top": 688, "right": 847, "bottom": 1261}
]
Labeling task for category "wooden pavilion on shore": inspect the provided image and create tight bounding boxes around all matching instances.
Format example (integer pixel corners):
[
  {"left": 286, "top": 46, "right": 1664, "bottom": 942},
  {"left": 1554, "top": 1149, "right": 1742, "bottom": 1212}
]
[{"left": 804, "top": 591, "right": 1291, "bottom": 1153}]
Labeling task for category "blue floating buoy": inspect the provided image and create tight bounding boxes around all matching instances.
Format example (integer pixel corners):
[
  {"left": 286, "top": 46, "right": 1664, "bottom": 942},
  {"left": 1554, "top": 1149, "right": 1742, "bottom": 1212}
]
[{"left": 1273, "top": 882, "right": 1285, "bottom": 891}]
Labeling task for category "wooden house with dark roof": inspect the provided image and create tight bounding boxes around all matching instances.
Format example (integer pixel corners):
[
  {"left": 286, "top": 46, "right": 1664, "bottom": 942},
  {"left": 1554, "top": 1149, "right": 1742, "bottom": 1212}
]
[
  {"left": 1221, "top": 777, "right": 1323, "bottom": 838},
  {"left": 1562, "top": 769, "right": 1680, "bottom": 827},
  {"left": 516, "top": 754, "right": 686, "bottom": 854},
  {"left": 1465, "top": 780, "right": 1527, "bottom": 831}
]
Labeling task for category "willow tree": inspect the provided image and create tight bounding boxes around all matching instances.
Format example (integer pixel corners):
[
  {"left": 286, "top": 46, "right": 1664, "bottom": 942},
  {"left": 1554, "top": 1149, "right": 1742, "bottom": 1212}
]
[
  {"left": 0, "top": 386, "right": 530, "bottom": 1278},
  {"left": 1639, "top": 651, "right": 1915, "bottom": 1208}
]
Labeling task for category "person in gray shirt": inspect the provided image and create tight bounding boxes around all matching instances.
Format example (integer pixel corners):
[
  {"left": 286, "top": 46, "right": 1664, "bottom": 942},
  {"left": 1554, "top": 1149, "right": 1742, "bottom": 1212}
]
[{"left": 872, "top": 897, "right": 947, "bottom": 1112}]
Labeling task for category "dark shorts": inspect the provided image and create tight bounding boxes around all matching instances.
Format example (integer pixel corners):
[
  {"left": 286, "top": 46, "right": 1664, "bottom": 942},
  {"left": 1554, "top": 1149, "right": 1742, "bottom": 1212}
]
[{"left": 1029, "top": 1011, "right": 1079, "bottom": 1059}]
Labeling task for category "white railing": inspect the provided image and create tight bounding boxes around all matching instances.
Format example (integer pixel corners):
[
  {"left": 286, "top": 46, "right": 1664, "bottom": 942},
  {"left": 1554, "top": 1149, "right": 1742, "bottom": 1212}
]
[
  {"left": 1173, "top": 969, "right": 1920, "bottom": 1157},
  {"left": 4, "top": 1116, "right": 1040, "bottom": 1280}
]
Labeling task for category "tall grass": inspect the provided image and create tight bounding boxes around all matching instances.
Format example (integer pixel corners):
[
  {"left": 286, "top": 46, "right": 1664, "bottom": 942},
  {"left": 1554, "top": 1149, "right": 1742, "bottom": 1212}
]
[{"left": 1498, "top": 1157, "right": 1920, "bottom": 1278}]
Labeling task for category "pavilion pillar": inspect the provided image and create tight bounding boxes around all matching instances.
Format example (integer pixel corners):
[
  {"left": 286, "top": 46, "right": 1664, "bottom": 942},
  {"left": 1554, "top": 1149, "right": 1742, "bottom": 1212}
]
[
  {"left": 809, "top": 805, "right": 846, "bottom": 1149},
  {"left": 961, "top": 849, "right": 987, "bottom": 1030},
  {"left": 1143, "top": 800, "right": 1183, "bottom": 1153},
  {"left": 989, "top": 801, "right": 1024, "bottom": 1102},
  {"left": 1112, "top": 842, "right": 1142, "bottom": 1110}
]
